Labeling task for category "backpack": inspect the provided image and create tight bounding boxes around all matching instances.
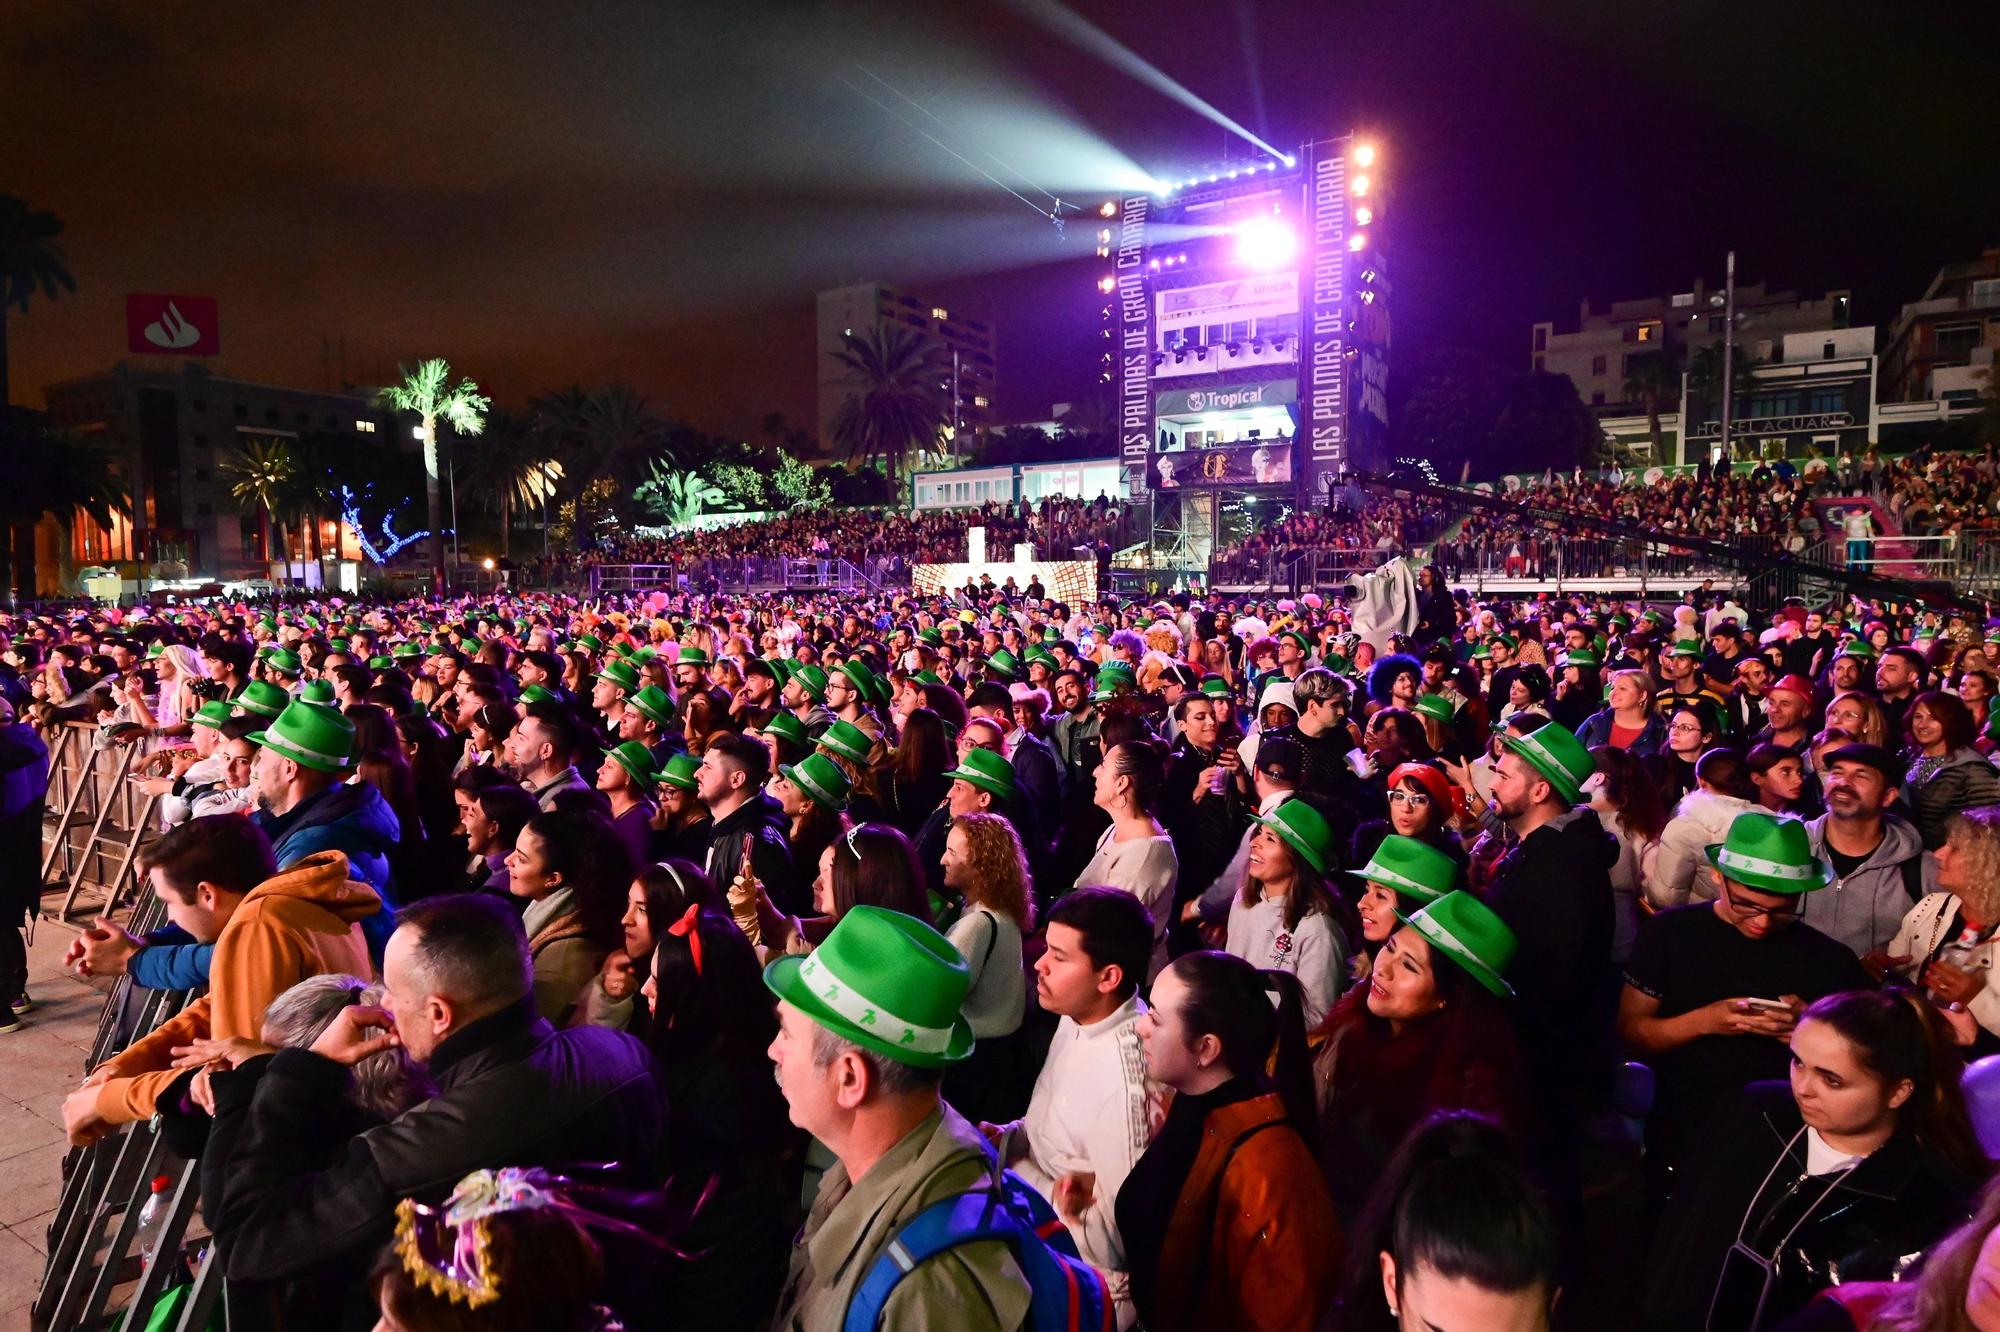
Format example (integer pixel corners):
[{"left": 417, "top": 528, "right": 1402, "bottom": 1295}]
[{"left": 843, "top": 1146, "right": 1113, "bottom": 1332}]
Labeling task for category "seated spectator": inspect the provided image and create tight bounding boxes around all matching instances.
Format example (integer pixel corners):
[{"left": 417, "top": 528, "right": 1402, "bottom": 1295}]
[
  {"left": 1646, "top": 749, "right": 1759, "bottom": 909},
  {"left": 1876, "top": 806, "right": 2000, "bottom": 1046},
  {"left": 1801, "top": 742, "right": 1936, "bottom": 959},
  {"left": 1906, "top": 691, "right": 2000, "bottom": 851}
]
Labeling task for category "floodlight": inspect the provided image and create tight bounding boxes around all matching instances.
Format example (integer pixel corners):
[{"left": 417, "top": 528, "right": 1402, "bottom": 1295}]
[{"left": 1233, "top": 216, "right": 1297, "bottom": 269}]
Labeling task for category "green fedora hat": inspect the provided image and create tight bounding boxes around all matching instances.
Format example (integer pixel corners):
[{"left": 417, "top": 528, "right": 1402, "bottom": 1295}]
[
  {"left": 817, "top": 719, "right": 874, "bottom": 764},
  {"left": 1198, "top": 674, "right": 1232, "bottom": 699},
  {"left": 1249, "top": 797, "right": 1339, "bottom": 875},
  {"left": 1835, "top": 640, "right": 1876, "bottom": 661},
  {"left": 1704, "top": 810, "right": 1835, "bottom": 895},
  {"left": 1347, "top": 834, "right": 1459, "bottom": 905},
  {"left": 189, "top": 699, "right": 234, "bottom": 731},
  {"left": 1413, "top": 693, "right": 1456, "bottom": 724},
  {"left": 779, "top": 752, "right": 852, "bottom": 812},
  {"left": 658, "top": 751, "right": 700, "bottom": 792},
  {"left": 597, "top": 658, "right": 642, "bottom": 694},
  {"left": 789, "top": 663, "right": 830, "bottom": 703},
  {"left": 234, "top": 679, "right": 290, "bottom": 720},
  {"left": 764, "top": 905, "right": 974, "bottom": 1068},
  {"left": 575, "top": 633, "right": 605, "bottom": 655},
  {"left": 673, "top": 645, "right": 710, "bottom": 667},
  {"left": 984, "top": 648, "right": 1020, "bottom": 680},
  {"left": 1496, "top": 719, "right": 1595, "bottom": 805},
  {"left": 296, "top": 679, "right": 339, "bottom": 710},
  {"left": 1024, "top": 646, "right": 1058, "bottom": 672},
  {"left": 391, "top": 642, "right": 422, "bottom": 661},
  {"left": 145, "top": 641, "right": 167, "bottom": 660},
  {"left": 944, "top": 747, "right": 1016, "bottom": 802},
  {"left": 606, "top": 740, "right": 657, "bottom": 787},
  {"left": 1095, "top": 660, "right": 1136, "bottom": 689},
  {"left": 1560, "top": 649, "right": 1600, "bottom": 670},
  {"left": 761, "top": 711, "right": 808, "bottom": 749},
  {"left": 328, "top": 636, "right": 352, "bottom": 654},
  {"left": 519, "top": 684, "right": 559, "bottom": 706},
  {"left": 628, "top": 685, "right": 677, "bottom": 729},
  {"left": 250, "top": 698, "right": 356, "bottom": 775},
  {"left": 265, "top": 647, "right": 304, "bottom": 677},
  {"left": 762, "top": 656, "right": 793, "bottom": 688},
  {"left": 834, "top": 658, "right": 877, "bottom": 697},
  {"left": 366, "top": 655, "right": 396, "bottom": 671},
  {"left": 1662, "top": 641, "right": 1702, "bottom": 660},
  {"left": 1398, "top": 890, "right": 1518, "bottom": 998}
]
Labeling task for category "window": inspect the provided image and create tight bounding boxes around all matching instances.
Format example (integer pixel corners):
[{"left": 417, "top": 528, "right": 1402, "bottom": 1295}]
[
  {"left": 1533, "top": 327, "right": 1548, "bottom": 351},
  {"left": 1970, "top": 278, "right": 2000, "bottom": 305},
  {"left": 1935, "top": 323, "right": 1981, "bottom": 365},
  {"left": 1636, "top": 322, "right": 1656, "bottom": 343},
  {"left": 1807, "top": 387, "right": 1846, "bottom": 414},
  {"left": 1591, "top": 354, "right": 1607, "bottom": 375},
  {"left": 932, "top": 307, "right": 949, "bottom": 320},
  {"left": 356, "top": 420, "right": 377, "bottom": 433}
]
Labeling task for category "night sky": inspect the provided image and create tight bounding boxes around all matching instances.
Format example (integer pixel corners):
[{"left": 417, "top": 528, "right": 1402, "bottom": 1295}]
[{"left": 4, "top": 2, "right": 1995, "bottom": 439}]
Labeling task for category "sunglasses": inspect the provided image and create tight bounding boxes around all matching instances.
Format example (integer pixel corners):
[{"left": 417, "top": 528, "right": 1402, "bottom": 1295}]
[{"left": 1722, "top": 884, "right": 1800, "bottom": 921}]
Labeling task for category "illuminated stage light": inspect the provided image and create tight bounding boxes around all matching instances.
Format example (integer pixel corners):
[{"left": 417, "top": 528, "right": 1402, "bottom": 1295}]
[
  {"left": 1352, "top": 175, "right": 1370, "bottom": 196},
  {"left": 1353, "top": 143, "right": 1376, "bottom": 167},
  {"left": 1097, "top": 275, "right": 1117, "bottom": 293},
  {"left": 1355, "top": 206, "right": 1373, "bottom": 226},
  {"left": 1348, "top": 232, "right": 1369, "bottom": 252},
  {"left": 1280, "top": 154, "right": 1297, "bottom": 168},
  {"left": 1099, "top": 201, "right": 1117, "bottom": 217},
  {"left": 1233, "top": 216, "right": 1297, "bottom": 269}
]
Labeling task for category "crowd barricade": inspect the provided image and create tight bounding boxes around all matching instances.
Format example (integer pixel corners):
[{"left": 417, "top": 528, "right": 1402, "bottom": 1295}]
[{"left": 39, "top": 723, "right": 166, "bottom": 926}]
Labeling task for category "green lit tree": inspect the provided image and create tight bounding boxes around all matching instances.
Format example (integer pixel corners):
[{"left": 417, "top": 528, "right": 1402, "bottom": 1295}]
[
  {"left": 634, "top": 461, "right": 725, "bottom": 528},
  {"left": 380, "top": 358, "right": 490, "bottom": 591}
]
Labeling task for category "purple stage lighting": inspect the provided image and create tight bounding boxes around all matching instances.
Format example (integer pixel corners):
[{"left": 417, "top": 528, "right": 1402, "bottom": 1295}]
[{"left": 1233, "top": 216, "right": 1296, "bottom": 269}]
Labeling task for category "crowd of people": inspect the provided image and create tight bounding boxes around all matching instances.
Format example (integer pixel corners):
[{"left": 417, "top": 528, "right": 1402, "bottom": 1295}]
[{"left": 8, "top": 512, "right": 2000, "bottom": 1328}]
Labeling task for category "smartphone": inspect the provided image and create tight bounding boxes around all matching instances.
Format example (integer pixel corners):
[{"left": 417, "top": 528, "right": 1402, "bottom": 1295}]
[{"left": 1738, "top": 997, "right": 1792, "bottom": 1013}]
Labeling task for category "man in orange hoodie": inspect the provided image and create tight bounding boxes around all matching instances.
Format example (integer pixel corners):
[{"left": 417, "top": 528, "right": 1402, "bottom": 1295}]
[{"left": 61, "top": 815, "right": 379, "bottom": 1145}]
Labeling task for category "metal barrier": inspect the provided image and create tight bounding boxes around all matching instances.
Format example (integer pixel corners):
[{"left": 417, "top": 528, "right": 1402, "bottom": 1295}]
[{"left": 39, "top": 723, "right": 164, "bottom": 926}]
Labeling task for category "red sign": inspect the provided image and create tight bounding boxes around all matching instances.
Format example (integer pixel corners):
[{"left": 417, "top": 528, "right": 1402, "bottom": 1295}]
[{"left": 126, "top": 294, "right": 220, "bottom": 356}]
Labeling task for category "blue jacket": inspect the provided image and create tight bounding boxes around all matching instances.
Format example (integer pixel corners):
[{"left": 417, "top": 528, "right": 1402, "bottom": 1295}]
[
  {"left": 141, "top": 783, "right": 404, "bottom": 985},
  {"left": 1573, "top": 707, "right": 1668, "bottom": 758}
]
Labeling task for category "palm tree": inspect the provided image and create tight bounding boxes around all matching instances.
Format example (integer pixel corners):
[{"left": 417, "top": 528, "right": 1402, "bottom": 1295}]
[
  {"left": 827, "top": 324, "right": 951, "bottom": 490},
  {"left": 1620, "top": 353, "right": 1681, "bottom": 460},
  {"left": 459, "top": 407, "right": 563, "bottom": 557},
  {"left": 634, "top": 461, "right": 724, "bottom": 527},
  {"left": 276, "top": 432, "right": 342, "bottom": 563},
  {"left": 0, "top": 411, "right": 127, "bottom": 597},
  {"left": 222, "top": 437, "right": 297, "bottom": 563},
  {"left": 0, "top": 196, "right": 75, "bottom": 409},
  {"left": 379, "top": 358, "right": 490, "bottom": 592}
]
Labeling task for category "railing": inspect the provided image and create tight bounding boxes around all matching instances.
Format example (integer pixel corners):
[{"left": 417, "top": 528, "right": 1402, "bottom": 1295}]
[{"left": 588, "top": 555, "right": 916, "bottom": 597}]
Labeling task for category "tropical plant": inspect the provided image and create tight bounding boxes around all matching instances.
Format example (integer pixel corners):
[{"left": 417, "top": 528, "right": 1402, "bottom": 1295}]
[
  {"left": 827, "top": 324, "right": 952, "bottom": 488},
  {"left": 771, "top": 453, "right": 830, "bottom": 509},
  {"left": 379, "top": 358, "right": 490, "bottom": 591},
  {"left": 0, "top": 195, "right": 75, "bottom": 409},
  {"left": 458, "top": 407, "right": 563, "bottom": 557},
  {"left": 222, "top": 437, "right": 298, "bottom": 562},
  {"left": 634, "top": 461, "right": 725, "bottom": 527},
  {"left": 0, "top": 410, "right": 128, "bottom": 595},
  {"left": 703, "top": 460, "right": 767, "bottom": 511},
  {"left": 1621, "top": 352, "right": 1682, "bottom": 460}
]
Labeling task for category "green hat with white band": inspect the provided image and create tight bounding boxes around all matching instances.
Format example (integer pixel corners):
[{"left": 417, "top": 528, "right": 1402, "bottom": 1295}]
[
  {"left": 943, "top": 746, "right": 1016, "bottom": 801},
  {"left": 627, "top": 685, "right": 676, "bottom": 729},
  {"left": 1249, "top": 798, "right": 1339, "bottom": 875},
  {"left": 519, "top": 684, "right": 558, "bottom": 706},
  {"left": 1704, "top": 810, "right": 1835, "bottom": 895},
  {"left": 1397, "top": 890, "right": 1518, "bottom": 998},
  {"left": 761, "top": 711, "right": 808, "bottom": 749},
  {"left": 1413, "top": 693, "right": 1456, "bottom": 724},
  {"left": 1347, "top": 834, "right": 1458, "bottom": 904},
  {"left": 789, "top": 663, "right": 829, "bottom": 703},
  {"left": 763, "top": 905, "right": 974, "bottom": 1068},
  {"left": 297, "top": 679, "right": 339, "bottom": 710},
  {"left": 234, "top": 680, "right": 289, "bottom": 719},
  {"left": 265, "top": 647, "right": 303, "bottom": 677},
  {"left": 658, "top": 751, "right": 700, "bottom": 792},
  {"left": 674, "top": 645, "right": 710, "bottom": 668},
  {"left": 817, "top": 719, "right": 873, "bottom": 764},
  {"left": 597, "top": 658, "right": 641, "bottom": 694},
  {"left": 190, "top": 700, "right": 233, "bottom": 731},
  {"left": 984, "top": 649, "right": 1019, "bottom": 680},
  {"left": 779, "top": 752, "right": 851, "bottom": 812},
  {"left": 249, "top": 698, "right": 356, "bottom": 775},
  {"left": 1495, "top": 719, "right": 1595, "bottom": 805},
  {"left": 606, "top": 740, "right": 656, "bottom": 788}
]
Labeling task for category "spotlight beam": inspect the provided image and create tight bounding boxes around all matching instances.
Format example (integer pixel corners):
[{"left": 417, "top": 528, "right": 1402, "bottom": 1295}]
[
  {"left": 853, "top": 63, "right": 1064, "bottom": 210},
  {"left": 1000, "top": 0, "right": 1294, "bottom": 165},
  {"left": 833, "top": 69, "right": 1064, "bottom": 222}
]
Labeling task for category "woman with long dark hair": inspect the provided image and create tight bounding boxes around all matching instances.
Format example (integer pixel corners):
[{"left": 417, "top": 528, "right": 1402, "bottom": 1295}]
[
  {"left": 1078, "top": 739, "right": 1179, "bottom": 981},
  {"left": 1646, "top": 989, "right": 1990, "bottom": 1331},
  {"left": 637, "top": 865, "right": 794, "bottom": 1332},
  {"left": 1111, "top": 950, "right": 1339, "bottom": 1332},
  {"left": 1313, "top": 891, "right": 1525, "bottom": 1228},
  {"left": 1588, "top": 744, "right": 1670, "bottom": 964},
  {"left": 884, "top": 706, "right": 954, "bottom": 835},
  {"left": 505, "top": 809, "right": 636, "bottom": 1023},
  {"left": 1228, "top": 797, "right": 1351, "bottom": 1028}
]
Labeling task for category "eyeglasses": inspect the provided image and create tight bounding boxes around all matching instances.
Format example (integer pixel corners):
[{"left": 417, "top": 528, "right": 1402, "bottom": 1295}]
[
  {"left": 1722, "top": 884, "right": 1800, "bottom": 921},
  {"left": 1387, "top": 789, "right": 1432, "bottom": 809}
]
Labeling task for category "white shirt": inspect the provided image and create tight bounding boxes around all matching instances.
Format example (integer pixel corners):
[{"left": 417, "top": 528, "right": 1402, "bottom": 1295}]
[
  {"left": 1003, "top": 996, "right": 1164, "bottom": 1328},
  {"left": 1076, "top": 829, "right": 1178, "bottom": 981},
  {"left": 1804, "top": 1127, "right": 1864, "bottom": 1177},
  {"left": 1225, "top": 893, "right": 1346, "bottom": 1029}
]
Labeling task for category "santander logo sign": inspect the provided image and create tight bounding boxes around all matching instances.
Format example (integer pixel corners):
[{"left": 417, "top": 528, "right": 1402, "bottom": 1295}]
[{"left": 126, "top": 294, "right": 220, "bottom": 356}]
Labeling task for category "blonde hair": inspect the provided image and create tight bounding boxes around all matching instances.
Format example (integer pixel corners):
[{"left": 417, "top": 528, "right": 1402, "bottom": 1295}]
[
  {"left": 1947, "top": 807, "right": 2000, "bottom": 924},
  {"left": 1828, "top": 690, "right": 1889, "bottom": 748},
  {"left": 1608, "top": 669, "right": 1655, "bottom": 713},
  {"left": 950, "top": 812, "right": 1034, "bottom": 929}
]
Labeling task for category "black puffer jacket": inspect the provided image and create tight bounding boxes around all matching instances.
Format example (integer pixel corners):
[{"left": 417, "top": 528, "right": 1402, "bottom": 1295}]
[
  {"left": 706, "top": 791, "right": 802, "bottom": 914},
  {"left": 1484, "top": 805, "right": 1620, "bottom": 1135},
  {"left": 212, "top": 1000, "right": 665, "bottom": 1305}
]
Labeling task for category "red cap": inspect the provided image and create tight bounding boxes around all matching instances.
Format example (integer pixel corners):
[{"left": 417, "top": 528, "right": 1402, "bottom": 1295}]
[{"left": 1770, "top": 674, "right": 1817, "bottom": 701}]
